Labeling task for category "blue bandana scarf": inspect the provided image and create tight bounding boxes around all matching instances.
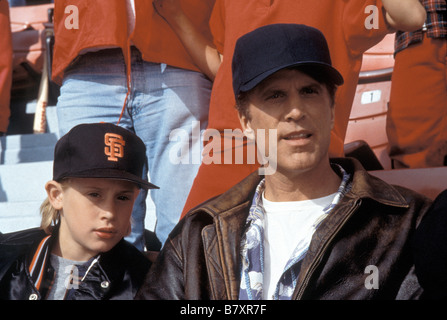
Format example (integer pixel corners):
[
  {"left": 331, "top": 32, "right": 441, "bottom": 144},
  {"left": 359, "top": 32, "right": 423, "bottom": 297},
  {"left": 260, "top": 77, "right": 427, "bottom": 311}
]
[{"left": 239, "top": 164, "right": 351, "bottom": 300}]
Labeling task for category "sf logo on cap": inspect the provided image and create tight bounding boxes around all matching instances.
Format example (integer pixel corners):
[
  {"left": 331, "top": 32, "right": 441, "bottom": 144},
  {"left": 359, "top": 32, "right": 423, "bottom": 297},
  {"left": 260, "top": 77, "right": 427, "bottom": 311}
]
[{"left": 104, "top": 133, "right": 126, "bottom": 162}]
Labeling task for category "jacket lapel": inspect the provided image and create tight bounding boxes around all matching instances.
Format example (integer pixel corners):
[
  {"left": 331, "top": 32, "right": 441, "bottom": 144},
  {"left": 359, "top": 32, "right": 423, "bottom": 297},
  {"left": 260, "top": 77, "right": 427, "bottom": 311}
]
[
  {"left": 200, "top": 172, "right": 262, "bottom": 299},
  {"left": 293, "top": 158, "right": 410, "bottom": 299}
]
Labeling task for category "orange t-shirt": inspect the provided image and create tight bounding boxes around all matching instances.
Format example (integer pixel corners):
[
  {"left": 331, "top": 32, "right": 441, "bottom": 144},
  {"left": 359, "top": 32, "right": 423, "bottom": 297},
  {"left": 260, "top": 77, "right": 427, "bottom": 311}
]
[
  {"left": 52, "top": 0, "right": 215, "bottom": 84},
  {"left": 208, "top": 0, "right": 392, "bottom": 156}
]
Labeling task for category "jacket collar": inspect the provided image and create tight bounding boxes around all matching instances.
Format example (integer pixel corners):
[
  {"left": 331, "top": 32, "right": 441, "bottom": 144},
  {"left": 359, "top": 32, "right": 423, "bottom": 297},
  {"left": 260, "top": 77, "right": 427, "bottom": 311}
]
[
  {"left": 334, "top": 158, "right": 409, "bottom": 208},
  {"left": 197, "top": 157, "right": 409, "bottom": 219}
]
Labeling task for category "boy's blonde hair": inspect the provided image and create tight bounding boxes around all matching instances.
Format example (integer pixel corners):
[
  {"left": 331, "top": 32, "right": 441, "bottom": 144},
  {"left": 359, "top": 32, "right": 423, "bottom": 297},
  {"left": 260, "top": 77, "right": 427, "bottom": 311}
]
[
  {"left": 40, "top": 197, "right": 59, "bottom": 234},
  {"left": 40, "top": 179, "right": 69, "bottom": 234}
]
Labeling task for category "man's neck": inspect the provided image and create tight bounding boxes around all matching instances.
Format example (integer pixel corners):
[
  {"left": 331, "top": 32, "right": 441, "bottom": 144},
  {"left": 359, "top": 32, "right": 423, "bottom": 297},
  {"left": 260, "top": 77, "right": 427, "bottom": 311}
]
[{"left": 263, "top": 162, "right": 342, "bottom": 202}]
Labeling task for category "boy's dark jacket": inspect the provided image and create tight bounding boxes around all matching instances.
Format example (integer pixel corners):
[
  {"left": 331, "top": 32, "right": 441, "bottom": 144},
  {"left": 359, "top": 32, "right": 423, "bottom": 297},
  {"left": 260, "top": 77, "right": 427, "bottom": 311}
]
[
  {"left": 0, "top": 228, "right": 151, "bottom": 300},
  {"left": 136, "top": 158, "right": 433, "bottom": 300}
]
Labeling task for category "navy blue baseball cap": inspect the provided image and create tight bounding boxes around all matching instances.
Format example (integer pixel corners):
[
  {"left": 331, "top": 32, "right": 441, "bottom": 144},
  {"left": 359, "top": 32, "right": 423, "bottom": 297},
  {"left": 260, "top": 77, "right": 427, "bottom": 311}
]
[
  {"left": 53, "top": 123, "right": 158, "bottom": 190},
  {"left": 232, "top": 23, "right": 344, "bottom": 98}
]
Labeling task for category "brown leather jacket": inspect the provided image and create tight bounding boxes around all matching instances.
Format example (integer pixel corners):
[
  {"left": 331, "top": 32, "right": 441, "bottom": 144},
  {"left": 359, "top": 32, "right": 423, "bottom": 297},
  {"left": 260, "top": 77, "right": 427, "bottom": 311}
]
[{"left": 136, "top": 158, "right": 432, "bottom": 300}]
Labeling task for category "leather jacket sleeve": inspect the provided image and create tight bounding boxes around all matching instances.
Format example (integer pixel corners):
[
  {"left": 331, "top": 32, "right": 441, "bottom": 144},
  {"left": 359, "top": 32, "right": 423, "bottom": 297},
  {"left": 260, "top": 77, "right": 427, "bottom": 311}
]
[{"left": 136, "top": 235, "right": 186, "bottom": 300}]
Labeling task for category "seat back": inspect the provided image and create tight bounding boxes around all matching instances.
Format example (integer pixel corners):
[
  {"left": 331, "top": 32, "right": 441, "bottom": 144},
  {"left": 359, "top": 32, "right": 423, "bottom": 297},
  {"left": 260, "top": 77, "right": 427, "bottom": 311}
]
[{"left": 369, "top": 167, "right": 447, "bottom": 200}]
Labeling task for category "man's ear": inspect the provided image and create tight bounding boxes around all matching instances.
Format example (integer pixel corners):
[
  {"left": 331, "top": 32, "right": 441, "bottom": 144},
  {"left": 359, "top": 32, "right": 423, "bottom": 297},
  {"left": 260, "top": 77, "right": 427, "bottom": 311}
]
[
  {"left": 45, "top": 181, "right": 64, "bottom": 211},
  {"left": 239, "top": 114, "right": 255, "bottom": 140}
]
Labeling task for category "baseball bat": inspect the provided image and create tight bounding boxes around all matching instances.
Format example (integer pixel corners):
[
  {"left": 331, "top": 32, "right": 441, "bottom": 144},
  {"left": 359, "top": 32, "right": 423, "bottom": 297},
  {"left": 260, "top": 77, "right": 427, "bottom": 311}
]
[{"left": 33, "top": 27, "right": 52, "bottom": 134}]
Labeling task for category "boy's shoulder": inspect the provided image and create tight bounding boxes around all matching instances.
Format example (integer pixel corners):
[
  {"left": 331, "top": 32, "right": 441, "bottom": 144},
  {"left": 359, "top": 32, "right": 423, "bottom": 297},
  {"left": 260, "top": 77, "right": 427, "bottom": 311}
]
[
  {"left": 0, "top": 228, "right": 47, "bottom": 246},
  {"left": 0, "top": 228, "right": 47, "bottom": 281},
  {"left": 107, "top": 239, "right": 152, "bottom": 268}
]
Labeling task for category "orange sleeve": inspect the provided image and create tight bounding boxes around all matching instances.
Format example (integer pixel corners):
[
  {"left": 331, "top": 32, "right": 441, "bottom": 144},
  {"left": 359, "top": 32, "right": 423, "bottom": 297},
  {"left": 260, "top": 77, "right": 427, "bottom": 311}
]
[
  {"left": 209, "top": 0, "right": 226, "bottom": 54},
  {"left": 342, "top": 0, "right": 393, "bottom": 58}
]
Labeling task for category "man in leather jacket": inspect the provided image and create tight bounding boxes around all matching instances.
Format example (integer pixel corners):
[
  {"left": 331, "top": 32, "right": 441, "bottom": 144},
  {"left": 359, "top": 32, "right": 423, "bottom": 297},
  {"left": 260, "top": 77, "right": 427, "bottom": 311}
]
[{"left": 136, "top": 24, "right": 432, "bottom": 300}]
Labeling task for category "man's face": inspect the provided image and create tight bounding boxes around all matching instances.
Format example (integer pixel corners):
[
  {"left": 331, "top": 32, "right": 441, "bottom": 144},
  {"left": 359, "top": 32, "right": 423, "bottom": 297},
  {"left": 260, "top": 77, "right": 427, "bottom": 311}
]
[{"left": 239, "top": 68, "right": 334, "bottom": 177}]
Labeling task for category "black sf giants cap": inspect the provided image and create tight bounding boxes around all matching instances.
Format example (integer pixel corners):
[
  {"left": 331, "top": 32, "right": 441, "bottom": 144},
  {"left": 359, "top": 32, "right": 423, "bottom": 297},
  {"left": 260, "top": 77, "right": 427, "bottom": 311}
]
[
  {"left": 53, "top": 123, "right": 158, "bottom": 190},
  {"left": 232, "top": 23, "right": 344, "bottom": 98}
]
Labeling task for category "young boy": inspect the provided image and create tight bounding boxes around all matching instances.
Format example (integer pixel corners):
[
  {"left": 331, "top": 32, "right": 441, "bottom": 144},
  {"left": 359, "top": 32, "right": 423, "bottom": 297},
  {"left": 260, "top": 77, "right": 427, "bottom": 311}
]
[{"left": 0, "top": 123, "right": 158, "bottom": 300}]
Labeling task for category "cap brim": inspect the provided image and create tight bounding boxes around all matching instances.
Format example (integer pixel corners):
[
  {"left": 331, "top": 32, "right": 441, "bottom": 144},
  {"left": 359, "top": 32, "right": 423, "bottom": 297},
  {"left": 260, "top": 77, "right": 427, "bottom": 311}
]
[
  {"left": 57, "top": 169, "right": 159, "bottom": 190},
  {"left": 238, "top": 61, "right": 344, "bottom": 95}
]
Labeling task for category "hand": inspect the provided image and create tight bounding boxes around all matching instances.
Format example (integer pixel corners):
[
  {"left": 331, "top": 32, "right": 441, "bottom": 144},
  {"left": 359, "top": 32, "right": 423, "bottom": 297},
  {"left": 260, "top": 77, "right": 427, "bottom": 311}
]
[
  {"left": 152, "top": 0, "right": 185, "bottom": 26},
  {"left": 382, "top": 0, "right": 426, "bottom": 31}
]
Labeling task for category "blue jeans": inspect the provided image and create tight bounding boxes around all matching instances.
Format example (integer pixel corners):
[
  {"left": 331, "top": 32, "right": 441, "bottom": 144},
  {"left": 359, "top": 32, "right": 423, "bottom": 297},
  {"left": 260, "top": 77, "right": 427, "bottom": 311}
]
[{"left": 56, "top": 48, "right": 211, "bottom": 248}]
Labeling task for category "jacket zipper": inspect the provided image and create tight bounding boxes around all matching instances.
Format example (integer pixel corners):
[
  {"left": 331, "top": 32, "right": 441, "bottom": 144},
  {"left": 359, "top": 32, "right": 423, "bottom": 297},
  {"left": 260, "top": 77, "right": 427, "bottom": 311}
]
[{"left": 293, "top": 198, "right": 362, "bottom": 299}]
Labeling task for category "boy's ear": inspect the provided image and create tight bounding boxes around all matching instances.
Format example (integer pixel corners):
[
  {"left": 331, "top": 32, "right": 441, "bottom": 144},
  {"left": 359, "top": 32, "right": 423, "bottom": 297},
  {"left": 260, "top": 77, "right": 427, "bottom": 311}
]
[{"left": 45, "top": 181, "right": 64, "bottom": 210}]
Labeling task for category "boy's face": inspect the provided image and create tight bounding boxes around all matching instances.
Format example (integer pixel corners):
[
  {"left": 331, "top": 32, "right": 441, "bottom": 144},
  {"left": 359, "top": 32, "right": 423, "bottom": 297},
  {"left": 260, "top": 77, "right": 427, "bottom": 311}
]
[
  {"left": 48, "top": 178, "right": 140, "bottom": 261},
  {"left": 239, "top": 68, "right": 334, "bottom": 178}
]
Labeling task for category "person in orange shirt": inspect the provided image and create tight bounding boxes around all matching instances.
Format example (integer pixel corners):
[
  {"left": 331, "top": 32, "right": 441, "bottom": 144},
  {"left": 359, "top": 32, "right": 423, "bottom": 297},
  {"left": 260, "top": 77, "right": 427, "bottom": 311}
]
[
  {"left": 387, "top": 0, "right": 447, "bottom": 169},
  {"left": 155, "top": 0, "right": 426, "bottom": 217},
  {"left": 0, "top": 0, "right": 12, "bottom": 135},
  {"left": 52, "top": 0, "right": 215, "bottom": 247}
]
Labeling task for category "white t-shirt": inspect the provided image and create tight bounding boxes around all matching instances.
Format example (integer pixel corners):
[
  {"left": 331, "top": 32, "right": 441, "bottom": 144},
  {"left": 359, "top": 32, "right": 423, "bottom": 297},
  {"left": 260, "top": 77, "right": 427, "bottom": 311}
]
[
  {"left": 262, "top": 192, "right": 336, "bottom": 300},
  {"left": 47, "top": 254, "right": 86, "bottom": 300}
]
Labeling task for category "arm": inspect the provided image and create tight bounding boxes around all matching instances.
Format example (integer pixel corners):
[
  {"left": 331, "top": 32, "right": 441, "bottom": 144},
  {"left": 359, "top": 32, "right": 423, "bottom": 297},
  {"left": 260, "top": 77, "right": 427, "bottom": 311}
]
[
  {"left": 382, "top": 0, "right": 426, "bottom": 31},
  {"left": 153, "top": 0, "right": 222, "bottom": 81},
  {"left": 135, "top": 237, "right": 186, "bottom": 300}
]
